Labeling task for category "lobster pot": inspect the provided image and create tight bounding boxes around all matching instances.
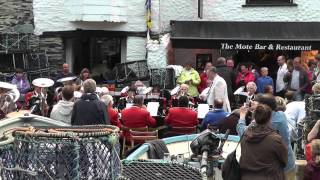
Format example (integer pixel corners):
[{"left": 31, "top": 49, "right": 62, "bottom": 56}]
[
  {"left": 0, "top": 143, "right": 15, "bottom": 180},
  {"left": 11, "top": 125, "right": 120, "bottom": 180},
  {"left": 119, "top": 160, "right": 202, "bottom": 180}
]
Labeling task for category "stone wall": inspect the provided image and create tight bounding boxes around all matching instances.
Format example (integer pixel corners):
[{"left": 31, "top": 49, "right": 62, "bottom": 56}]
[
  {"left": 0, "top": 0, "right": 34, "bottom": 32},
  {"left": 0, "top": 0, "right": 64, "bottom": 74}
]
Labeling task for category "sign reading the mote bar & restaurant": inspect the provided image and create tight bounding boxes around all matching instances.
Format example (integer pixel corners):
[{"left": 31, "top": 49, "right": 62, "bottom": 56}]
[{"left": 221, "top": 42, "right": 312, "bottom": 51}]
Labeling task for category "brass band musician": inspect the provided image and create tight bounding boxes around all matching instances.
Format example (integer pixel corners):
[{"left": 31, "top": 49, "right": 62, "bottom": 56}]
[
  {"left": 0, "top": 82, "right": 17, "bottom": 118},
  {"left": 25, "top": 78, "right": 54, "bottom": 116},
  {"left": 170, "top": 84, "right": 194, "bottom": 107}
]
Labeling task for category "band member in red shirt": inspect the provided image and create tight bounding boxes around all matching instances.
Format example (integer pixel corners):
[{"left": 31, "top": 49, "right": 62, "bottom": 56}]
[
  {"left": 165, "top": 96, "right": 198, "bottom": 134},
  {"left": 101, "top": 94, "right": 121, "bottom": 128},
  {"left": 121, "top": 95, "right": 156, "bottom": 128}
]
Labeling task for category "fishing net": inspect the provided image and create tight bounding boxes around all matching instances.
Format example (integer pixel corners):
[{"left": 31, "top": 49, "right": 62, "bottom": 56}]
[
  {"left": 0, "top": 125, "right": 121, "bottom": 180},
  {"left": 119, "top": 160, "right": 202, "bottom": 180}
]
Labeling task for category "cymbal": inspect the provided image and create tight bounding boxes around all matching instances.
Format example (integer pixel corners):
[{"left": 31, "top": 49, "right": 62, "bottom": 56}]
[
  {"left": 0, "top": 82, "right": 16, "bottom": 90},
  {"left": 57, "top": 76, "right": 77, "bottom": 83},
  {"left": 32, "top": 78, "right": 54, "bottom": 88}
]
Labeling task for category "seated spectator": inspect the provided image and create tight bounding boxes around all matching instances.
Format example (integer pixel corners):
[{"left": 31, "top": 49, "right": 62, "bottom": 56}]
[
  {"left": 304, "top": 139, "right": 320, "bottom": 180},
  {"left": 50, "top": 85, "right": 74, "bottom": 124},
  {"left": 201, "top": 99, "right": 229, "bottom": 131},
  {"left": 71, "top": 79, "right": 109, "bottom": 125},
  {"left": 121, "top": 95, "right": 156, "bottom": 128},
  {"left": 165, "top": 96, "right": 198, "bottom": 129},
  {"left": 239, "top": 104, "right": 288, "bottom": 180},
  {"left": 217, "top": 109, "right": 240, "bottom": 135},
  {"left": 11, "top": 68, "right": 30, "bottom": 94},
  {"left": 256, "top": 67, "right": 274, "bottom": 94},
  {"left": 101, "top": 94, "right": 121, "bottom": 128}
]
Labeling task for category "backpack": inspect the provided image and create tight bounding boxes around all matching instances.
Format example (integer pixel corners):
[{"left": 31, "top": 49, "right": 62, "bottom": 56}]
[
  {"left": 221, "top": 150, "right": 241, "bottom": 180},
  {"left": 221, "top": 133, "right": 243, "bottom": 180}
]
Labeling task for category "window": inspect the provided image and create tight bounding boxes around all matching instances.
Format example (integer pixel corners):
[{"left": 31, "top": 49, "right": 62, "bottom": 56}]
[{"left": 244, "top": 0, "right": 297, "bottom": 6}]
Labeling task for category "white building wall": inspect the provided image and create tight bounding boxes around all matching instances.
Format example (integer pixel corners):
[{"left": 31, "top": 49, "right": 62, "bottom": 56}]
[
  {"left": 33, "top": 0, "right": 147, "bottom": 35},
  {"left": 126, "top": 37, "right": 146, "bottom": 62},
  {"left": 152, "top": 0, "right": 320, "bottom": 33}
]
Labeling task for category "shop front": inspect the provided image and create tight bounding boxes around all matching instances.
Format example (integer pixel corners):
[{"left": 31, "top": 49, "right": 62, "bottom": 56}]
[{"left": 170, "top": 21, "right": 320, "bottom": 75}]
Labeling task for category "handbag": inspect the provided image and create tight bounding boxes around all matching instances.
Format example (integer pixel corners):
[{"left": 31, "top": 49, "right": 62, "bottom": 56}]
[{"left": 221, "top": 133, "right": 244, "bottom": 180}]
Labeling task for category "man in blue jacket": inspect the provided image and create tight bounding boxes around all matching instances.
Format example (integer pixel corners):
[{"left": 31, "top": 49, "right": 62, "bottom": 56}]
[{"left": 201, "top": 99, "right": 229, "bottom": 131}]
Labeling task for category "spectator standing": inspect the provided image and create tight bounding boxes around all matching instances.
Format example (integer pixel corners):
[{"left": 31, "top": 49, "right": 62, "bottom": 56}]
[
  {"left": 215, "top": 57, "right": 235, "bottom": 104},
  {"left": 313, "top": 54, "right": 320, "bottom": 84},
  {"left": 50, "top": 85, "right": 74, "bottom": 124},
  {"left": 237, "top": 94, "right": 295, "bottom": 179},
  {"left": 177, "top": 62, "right": 201, "bottom": 98},
  {"left": 235, "top": 64, "right": 255, "bottom": 88},
  {"left": 198, "top": 62, "right": 212, "bottom": 94},
  {"left": 276, "top": 55, "right": 288, "bottom": 97},
  {"left": 306, "top": 60, "right": 317, "bottom": 94},
  {"left": 284, "top": 57, "right": 309, "bottom": 101},
  {"left": 239, "top": 104, "right": 288, "bottom": 180},
  {"left": 256, "top": 67, "right": 274, "bottom": 94},
  {"left": 71, "top": 79, "right": 109, "bottom": 125}
]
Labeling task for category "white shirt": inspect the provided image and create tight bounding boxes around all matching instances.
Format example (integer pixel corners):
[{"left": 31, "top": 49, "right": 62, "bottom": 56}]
[
  {"left": 285, "top": 101, "right": 306, "bottom": 132},
  {"left": 290, "top": 69, "right": 300, "bottom": 90},
  {"left": 206, "top": 75, "right": 231, "bottom": 112},
  {"left": 276, "top": 63, "right": 288, "bottom": 92}
]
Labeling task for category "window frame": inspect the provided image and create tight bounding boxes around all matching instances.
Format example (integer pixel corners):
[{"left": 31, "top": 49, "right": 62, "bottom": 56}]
[{"left": 243, "top": 0, "right": 297, "bottom": 7}]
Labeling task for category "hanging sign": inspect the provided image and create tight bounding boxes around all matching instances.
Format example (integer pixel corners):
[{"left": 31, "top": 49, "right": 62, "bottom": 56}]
[{"left": 220, "top": 42, "right": 312, "bottom": 51}]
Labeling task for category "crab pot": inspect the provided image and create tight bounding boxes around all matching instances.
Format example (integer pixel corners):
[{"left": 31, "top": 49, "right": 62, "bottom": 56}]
[{"left": 4, "top": 125, "right": 120, "bottom": 180}]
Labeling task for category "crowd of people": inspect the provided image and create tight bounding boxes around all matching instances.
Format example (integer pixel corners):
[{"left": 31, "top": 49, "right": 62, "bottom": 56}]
[{"left": 1, "top": 54, "right": 320, "bottom": 179}]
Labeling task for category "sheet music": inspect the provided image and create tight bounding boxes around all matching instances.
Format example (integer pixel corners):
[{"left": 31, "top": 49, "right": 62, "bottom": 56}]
[
  {"left": 197, "top": 104, "right": 210, "bottom": 119},
  {"left": 147, "top": 102, "right": 160, "bottom": 117}
]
